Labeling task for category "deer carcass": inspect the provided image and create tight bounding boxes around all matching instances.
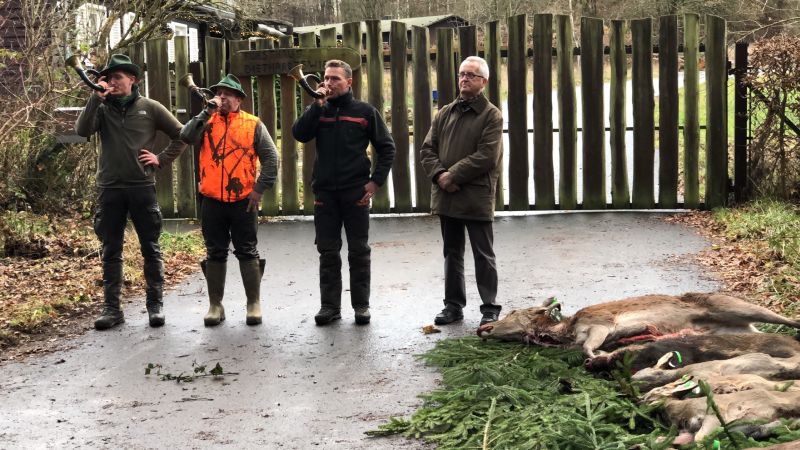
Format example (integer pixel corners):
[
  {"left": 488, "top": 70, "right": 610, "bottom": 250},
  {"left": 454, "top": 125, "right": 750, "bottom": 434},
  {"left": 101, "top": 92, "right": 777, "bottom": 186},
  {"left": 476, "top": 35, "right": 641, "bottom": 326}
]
[{"left": 476, "top": 293, "right": 800, "bottom": 358}]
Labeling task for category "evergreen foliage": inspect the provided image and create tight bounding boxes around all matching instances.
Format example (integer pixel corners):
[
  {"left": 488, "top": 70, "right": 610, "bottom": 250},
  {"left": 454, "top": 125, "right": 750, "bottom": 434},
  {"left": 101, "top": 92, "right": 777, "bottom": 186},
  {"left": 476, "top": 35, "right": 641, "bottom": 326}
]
[{"left": 369, "top": 337, "right": 800, "bottom": 449}]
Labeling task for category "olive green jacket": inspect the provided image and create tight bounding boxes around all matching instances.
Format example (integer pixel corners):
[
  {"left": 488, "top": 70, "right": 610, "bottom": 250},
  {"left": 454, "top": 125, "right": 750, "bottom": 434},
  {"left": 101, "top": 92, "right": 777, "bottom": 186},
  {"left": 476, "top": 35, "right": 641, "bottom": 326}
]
[
  {"left": 419, "top": 93, "right": 504, "bottom": 221},
  {"left": 75, "top": 92, "right": 186, "bottom": 188}
]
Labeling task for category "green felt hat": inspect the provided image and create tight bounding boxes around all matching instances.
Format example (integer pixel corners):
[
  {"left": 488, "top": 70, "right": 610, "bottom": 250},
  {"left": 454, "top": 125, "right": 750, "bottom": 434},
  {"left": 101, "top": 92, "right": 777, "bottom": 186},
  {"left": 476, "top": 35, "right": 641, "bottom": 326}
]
[
  {"left": 210, "top": 74, "right": 247, "bottom": 98},
  {"left": 99, "top": 54, "right": 142, "bottom": 78}
]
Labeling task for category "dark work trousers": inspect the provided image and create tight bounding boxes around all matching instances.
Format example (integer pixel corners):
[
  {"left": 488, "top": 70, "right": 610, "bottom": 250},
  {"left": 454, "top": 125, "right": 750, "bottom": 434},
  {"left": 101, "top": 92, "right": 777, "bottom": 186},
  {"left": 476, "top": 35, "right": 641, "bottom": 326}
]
[
  {"left": 313, "top": 186, "right": 371, "bottom": 310},
  {"left": 440, "top": 215, "right": 500, "bottom": 315},
  {"left": 93, "top": 186, "right": 164, "bottom": 310},
  {"left": 200, "top": 195, "right": 259, "bottom": 262}
]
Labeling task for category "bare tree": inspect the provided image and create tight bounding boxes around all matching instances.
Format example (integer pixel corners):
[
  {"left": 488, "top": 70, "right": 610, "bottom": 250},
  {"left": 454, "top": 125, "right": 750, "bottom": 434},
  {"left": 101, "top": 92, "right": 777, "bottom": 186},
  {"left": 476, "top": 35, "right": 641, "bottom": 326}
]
[{"left": 0, "top": 0, "right": 225, "bottom": 210}]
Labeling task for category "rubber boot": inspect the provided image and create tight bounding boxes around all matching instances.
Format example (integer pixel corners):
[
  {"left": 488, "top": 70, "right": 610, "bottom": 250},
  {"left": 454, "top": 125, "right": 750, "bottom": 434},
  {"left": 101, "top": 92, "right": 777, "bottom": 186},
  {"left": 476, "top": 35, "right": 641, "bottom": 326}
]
[
  {"left": 201, "top": 259, "right": 227, "bottom": 326},
  {"left": 95, "top": 262, "right": 125, "bottom": 330},
  {"left": 240, "top": 258, "right": 265, "bottom": 325}
]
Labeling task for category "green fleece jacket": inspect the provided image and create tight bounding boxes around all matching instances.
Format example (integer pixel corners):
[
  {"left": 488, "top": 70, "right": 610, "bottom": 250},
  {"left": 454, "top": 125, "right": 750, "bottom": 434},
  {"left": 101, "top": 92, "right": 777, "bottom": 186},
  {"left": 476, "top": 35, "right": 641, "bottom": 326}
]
[{"left": 75, "top": 91, "right": 187, "bottom": 188}]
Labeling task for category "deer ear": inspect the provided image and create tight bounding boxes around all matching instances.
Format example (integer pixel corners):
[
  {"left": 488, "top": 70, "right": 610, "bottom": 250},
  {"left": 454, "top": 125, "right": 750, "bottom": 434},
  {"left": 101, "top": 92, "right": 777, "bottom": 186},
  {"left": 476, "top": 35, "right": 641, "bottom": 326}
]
[{"left": 540, "top": 297, "right": 556, "bottom": 307}]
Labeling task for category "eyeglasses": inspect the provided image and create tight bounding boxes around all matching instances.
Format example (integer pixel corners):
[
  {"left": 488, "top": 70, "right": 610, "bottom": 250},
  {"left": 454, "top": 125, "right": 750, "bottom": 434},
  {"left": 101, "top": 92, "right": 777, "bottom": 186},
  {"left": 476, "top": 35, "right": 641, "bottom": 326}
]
[{"left": 458, "top": 72, "right": 484, "bottom": 80}]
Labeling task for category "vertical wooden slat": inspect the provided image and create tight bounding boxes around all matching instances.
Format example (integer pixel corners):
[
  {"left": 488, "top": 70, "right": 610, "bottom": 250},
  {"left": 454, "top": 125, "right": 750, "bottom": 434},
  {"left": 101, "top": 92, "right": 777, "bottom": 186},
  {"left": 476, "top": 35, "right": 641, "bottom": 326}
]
[
  {"left": 658, "top": 15, "right": 679, "bottom": 208},
  {"left": 321, "top": 28, "right": 336, "bottom": 46},
  {"left": 391, "top": 21, "right": 411, "bottom": 213},
  {"left": 683, "top": 14, "right": 700, "bottom": 209},
  {"left": 255, "top": 38, "right": 279, "bottom": 216},
  {"left": 174, "top": 38, "right": 190, "bottom": 122},
  {"left": 436, "top": 28, "right": 456, "bottom": 109},
  {"left": 188, "top": 62, "right": 204, "bottom": 216},
  {"left": 412, "top": 26, "right": 432, "bottom": 212},
  {"left": 507, "top": 14, "right": 529, "bottom": 210},
  {"left": 307, "top": 28, "right": 337, "bottom": 215},
  {"left": 204, "top": 37, "right": 226, "bottom": 87},
  {"left": 484, "top": 20, "right": 504, "bottom": 210},
  {"left": 228, "top": 40, "right": 253, "bottom": 113},
  {"left": 457, "top": 25, "right": 477, "bottom": 61},
  {"left": 365, "top": 19, "right": 390, "bottom": 213},
  {"left": 342, "top": 22, "right": 363, "bottom": 100},
  {"left": 705, "top": 15, "right": 728, "bottom": 208},
  {"left": 279, "top": 35, "right": 298, "bottom": 215},
  {"left": 299, "top": 32, "right": 319, "bottom": 215},
  {"left": 555, "top": 15, "right": 577, "bottom": 209},
  {"left": 146, "top": 38, "right": 174, "bottom": 217},
  {"left": 631, "top": 18, "right": 655, "bottom": 209},
  {"left": 609, "top": 20, "right": 630, "bottom": 208},
  {"left": 580, "top": 17, "right": 606, "bottom": 209},
  {"left": 128, "top": 42, "right": 147, "bottom": 95},
  {"left": 532, "top": 14, "right": 554, "bottom": 209},
  {"left": 174, "top": 36, "right": 196, "bottom": 219}
]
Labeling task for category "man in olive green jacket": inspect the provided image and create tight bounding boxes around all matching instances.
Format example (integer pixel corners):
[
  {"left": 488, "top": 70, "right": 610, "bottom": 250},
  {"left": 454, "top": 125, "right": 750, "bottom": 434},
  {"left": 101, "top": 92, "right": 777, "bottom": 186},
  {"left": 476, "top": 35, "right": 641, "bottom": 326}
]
[
  {"left": 75, "top": 54, "right": 187, "bottom": 330},
  {"left": 420, "top": 56, "right": 504, "bottom": 327}
]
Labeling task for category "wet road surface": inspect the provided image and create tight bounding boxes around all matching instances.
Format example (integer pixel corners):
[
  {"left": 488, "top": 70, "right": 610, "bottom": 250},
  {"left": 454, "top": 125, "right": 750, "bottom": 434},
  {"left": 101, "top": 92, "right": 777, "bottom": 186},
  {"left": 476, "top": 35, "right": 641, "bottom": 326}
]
[{"left": 0, "top": 213, "right": 718, "bottom": 449}]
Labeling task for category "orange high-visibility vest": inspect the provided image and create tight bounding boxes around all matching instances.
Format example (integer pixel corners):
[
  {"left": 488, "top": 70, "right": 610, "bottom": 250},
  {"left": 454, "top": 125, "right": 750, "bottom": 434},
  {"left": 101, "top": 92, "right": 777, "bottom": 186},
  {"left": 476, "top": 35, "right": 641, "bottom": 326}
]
[{"left": 198, "top": 110, "right": 260, "bottom": 202}]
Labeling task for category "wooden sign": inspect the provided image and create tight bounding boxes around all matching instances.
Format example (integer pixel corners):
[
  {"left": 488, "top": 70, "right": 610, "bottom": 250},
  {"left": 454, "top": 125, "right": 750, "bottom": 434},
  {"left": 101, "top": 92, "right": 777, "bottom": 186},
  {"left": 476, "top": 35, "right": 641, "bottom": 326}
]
[{"left": 230, "top": 47, "right": 362, "bottom": 76}]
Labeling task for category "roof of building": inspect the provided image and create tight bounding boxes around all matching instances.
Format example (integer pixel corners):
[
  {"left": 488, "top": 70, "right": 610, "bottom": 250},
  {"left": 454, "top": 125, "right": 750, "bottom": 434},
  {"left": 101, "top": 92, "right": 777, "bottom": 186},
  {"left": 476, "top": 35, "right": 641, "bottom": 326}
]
[{"left": 293, "top": 15, "right": 467, "bottom": 36}]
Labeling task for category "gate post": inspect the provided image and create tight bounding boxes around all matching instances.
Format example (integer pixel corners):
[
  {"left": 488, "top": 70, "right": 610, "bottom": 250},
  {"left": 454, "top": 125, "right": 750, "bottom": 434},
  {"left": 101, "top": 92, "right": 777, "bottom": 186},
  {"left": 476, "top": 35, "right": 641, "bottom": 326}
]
[{"left": 734, "top": 41, "right": 749, "bottom": 203}]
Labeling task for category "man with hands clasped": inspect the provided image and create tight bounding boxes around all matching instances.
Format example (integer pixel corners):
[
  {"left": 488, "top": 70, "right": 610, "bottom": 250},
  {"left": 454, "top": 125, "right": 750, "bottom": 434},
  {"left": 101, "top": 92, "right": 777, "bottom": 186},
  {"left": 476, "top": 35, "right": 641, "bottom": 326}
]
[{"left": 420, "top": 56, "right": 504, "bottom": 327}]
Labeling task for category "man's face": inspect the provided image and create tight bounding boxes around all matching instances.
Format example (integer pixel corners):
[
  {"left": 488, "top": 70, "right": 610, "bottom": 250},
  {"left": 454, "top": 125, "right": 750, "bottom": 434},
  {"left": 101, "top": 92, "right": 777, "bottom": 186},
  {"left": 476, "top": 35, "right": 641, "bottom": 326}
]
[
  {"left": 457, "top": 60, "right": 488, "bottom": 99},
  {"left": 215, "top": 87, "right": 243, "bottom": 113},
  {"left": 322, "top": 67, "right": 352, "bottom": 99},
  {"left": 104, "top": 70, "right": 137, "bottom": 97}
]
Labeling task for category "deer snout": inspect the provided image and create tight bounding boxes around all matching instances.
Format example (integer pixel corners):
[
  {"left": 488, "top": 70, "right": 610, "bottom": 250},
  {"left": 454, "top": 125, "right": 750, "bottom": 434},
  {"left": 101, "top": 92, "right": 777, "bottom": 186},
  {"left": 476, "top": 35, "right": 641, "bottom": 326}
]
[{"left": 477, "top": 324, "right": 494, "bottom": 337}]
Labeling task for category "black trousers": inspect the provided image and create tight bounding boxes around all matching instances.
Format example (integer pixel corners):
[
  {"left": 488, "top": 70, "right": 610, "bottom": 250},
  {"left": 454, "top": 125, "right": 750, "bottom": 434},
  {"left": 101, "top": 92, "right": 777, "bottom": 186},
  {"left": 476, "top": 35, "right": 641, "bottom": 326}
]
[
  {"left": 313, "top": 186, "right": 370, "bottom": 309},
  {"left": 93, "top": 186, "right": 163, "bottom": 308},
  {"left": 440, "top": 215, "right": 500, "bottom": 314},
  {"left": 200, "top": 196, "right": 259, "bottom": 262}
]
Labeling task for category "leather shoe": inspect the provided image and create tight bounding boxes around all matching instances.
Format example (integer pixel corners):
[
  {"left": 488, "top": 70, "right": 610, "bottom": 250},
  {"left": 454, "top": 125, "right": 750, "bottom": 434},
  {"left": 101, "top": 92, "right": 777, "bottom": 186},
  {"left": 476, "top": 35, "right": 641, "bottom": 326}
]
[
  {"left": 434, "top": 308, "right": 463, "bottom": 325},
  {"left": 479, "top": 311, "right": 499, "bottom": 326},
  {"left": 354, "top": 308, "right": 371, "bottom": 325}
]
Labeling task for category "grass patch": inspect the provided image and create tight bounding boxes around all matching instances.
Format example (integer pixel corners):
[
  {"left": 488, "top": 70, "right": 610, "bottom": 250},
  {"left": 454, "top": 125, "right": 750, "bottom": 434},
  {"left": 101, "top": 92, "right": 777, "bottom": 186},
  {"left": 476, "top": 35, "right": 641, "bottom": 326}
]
[
  {"left": 1, "top": 212, "right": 204, "bottom": 343},
  {"left": 713, "top": 199, "right": 800, "bottom": 318},
  {"left": 370, "top": 337, "right": 800, "bottom": 449}
]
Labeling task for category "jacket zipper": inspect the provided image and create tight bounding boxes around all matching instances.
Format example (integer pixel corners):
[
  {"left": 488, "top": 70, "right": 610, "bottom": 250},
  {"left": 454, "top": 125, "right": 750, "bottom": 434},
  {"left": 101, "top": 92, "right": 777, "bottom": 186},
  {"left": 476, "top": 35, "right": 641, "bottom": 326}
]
[
  {"left": 333, "top": 106, "right": 340, "bottom": 190},
  {"left": 221, "top": 114, "right": 228, "bottom": 201}
]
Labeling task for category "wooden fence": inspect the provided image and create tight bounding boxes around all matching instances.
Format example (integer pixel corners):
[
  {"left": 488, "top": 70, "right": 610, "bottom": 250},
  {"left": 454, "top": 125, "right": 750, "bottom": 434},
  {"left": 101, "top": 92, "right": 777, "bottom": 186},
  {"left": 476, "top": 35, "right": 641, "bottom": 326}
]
[{"left": 131, "top": 13, "right": 729, "bottom": 218}]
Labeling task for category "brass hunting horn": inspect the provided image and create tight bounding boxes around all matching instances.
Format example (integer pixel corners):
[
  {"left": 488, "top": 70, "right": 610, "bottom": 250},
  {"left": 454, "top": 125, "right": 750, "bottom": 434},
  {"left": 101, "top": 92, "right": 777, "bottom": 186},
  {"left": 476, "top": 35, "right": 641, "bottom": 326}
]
[
  {"left": 178, "top": 73, "right": 217, "bottom": 108},
  {"left": 288, "top": 64, "right": 325, "bottom": 99},
  {"left": 64, "top": 48, "right": 105, "bottom": 92}
]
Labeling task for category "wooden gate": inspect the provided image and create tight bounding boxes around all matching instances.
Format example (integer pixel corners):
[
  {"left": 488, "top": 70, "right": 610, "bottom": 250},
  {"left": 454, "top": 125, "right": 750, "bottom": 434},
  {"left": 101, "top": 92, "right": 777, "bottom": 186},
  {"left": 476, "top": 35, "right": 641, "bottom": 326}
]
[{"left": 134, "top": 14, "right": 730, "bottom": 218}]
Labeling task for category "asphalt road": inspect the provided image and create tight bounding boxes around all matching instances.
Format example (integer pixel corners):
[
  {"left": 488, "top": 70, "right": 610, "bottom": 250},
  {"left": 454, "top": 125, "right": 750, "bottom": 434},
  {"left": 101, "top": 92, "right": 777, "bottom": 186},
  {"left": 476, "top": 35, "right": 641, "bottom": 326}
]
[{"left": 0, "top": 212, "right": 718, "bottom": 449}]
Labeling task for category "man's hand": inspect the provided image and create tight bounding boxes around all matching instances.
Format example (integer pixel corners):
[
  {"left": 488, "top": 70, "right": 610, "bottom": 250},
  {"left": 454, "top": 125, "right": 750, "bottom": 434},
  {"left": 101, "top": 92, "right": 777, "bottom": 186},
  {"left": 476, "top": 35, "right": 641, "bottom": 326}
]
[
  {"left": 314, "top": 82, "right": 330, "bottom": 106},
  {"left": 138, "top": 149, "right": 159, "bottom": 168},
  {"left": 357, "top": 181, "right": 379, "bottom": 206},
  {"left": 207, "top": 95, "right": 221, "bottom": 111},
  {"left": 246, "top": 190, "right": 263, "bottom": 213},
  {"left": 437, "top": 171, "right": 460, "bottom": 193},
  {"left": 95, "top": 76, "right": 110, "bottom": 99}
]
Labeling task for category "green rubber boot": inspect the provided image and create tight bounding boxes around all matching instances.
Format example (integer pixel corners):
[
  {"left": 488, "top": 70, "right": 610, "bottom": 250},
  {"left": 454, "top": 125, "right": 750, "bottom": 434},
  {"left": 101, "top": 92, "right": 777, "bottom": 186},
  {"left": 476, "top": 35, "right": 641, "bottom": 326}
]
[{"left": 201, "top": 259, "right": 227, "bottom": 326}]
